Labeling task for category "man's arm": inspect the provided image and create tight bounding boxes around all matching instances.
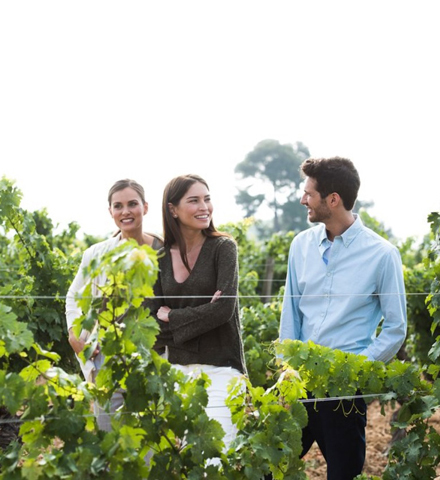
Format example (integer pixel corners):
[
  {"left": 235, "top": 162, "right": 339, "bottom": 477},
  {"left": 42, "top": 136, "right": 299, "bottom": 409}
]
[
  {"left": 279, "top": 241, "right": 302, "bottom": 342},
  {"left": 359, "top": 247, "right": 407, "bottom": 363}
]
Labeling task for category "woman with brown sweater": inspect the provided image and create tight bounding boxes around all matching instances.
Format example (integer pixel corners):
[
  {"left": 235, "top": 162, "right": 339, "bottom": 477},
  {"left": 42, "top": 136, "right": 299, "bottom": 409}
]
[{"left": 153, "top": 173, "right": 246, "bottom": 454}]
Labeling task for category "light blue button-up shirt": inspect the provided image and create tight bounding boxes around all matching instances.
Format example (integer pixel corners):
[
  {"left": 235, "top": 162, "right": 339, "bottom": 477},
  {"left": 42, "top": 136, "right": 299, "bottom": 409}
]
[{"left": 279, "top": 215, "right": 407, "bottom": 363}]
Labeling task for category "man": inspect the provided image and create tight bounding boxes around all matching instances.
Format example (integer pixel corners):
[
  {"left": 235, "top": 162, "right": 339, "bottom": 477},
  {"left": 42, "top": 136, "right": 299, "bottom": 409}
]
[{"left": 279, "top": 157, "right": 407, "bottom": 480}]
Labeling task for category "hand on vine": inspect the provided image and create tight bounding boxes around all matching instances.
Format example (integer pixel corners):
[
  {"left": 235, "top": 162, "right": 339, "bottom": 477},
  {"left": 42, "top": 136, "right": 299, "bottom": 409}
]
[{"left": 68, "top": 329, "right": 99, "bottom": 358}]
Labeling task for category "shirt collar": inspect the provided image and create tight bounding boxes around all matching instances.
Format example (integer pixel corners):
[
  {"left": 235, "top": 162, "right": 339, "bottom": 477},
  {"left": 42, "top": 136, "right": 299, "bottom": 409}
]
[
  {"left": 339, "top": 214, "right": 363, "bottom": 247},
  {"left": 318, "top": 226, "right": 330, "bottom": 247},
  {"left": 318, "top": 214, "right": 364, "bottom": 248}
]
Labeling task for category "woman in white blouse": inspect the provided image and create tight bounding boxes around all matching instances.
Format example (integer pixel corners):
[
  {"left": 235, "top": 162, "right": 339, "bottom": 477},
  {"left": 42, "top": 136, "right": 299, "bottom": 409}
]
[{"left": 65, "top": 178, "right": 163, "bottom": 430}]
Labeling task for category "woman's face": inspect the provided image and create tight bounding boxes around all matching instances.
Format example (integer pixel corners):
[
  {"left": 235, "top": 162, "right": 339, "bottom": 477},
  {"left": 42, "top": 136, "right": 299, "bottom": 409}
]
[
  {"left": 170, "top": 181, "right": 213, "bottom": 232},
  {"left": 109, "top": 187, "right": 148, "bottom": 237}
]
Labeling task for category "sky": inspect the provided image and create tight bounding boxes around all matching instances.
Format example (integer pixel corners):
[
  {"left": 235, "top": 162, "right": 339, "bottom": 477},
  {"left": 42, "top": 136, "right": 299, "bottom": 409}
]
[{"left": 1, "top": 1, "right": 439, "bottom": 243}]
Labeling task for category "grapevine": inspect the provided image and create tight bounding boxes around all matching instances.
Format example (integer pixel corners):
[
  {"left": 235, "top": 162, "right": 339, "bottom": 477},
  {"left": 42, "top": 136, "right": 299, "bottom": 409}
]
[{"left": 1, "top": 178, "right": 440, "bottom": 478}]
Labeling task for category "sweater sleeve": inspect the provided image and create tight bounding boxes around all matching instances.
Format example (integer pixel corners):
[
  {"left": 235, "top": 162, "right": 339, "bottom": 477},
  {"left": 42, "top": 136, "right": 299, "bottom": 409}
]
[
  {"left": 168, "top": 237, "right": 239, "bottom": 345},
  {"left": 147, "top": 268, "right": 175, "bottom": 349}
]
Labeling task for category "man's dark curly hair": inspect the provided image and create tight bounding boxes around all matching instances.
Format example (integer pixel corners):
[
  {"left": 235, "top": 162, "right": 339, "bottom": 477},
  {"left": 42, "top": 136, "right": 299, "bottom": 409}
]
[{"left": 301, "top": 156, "right": 360, "bottom": 210}]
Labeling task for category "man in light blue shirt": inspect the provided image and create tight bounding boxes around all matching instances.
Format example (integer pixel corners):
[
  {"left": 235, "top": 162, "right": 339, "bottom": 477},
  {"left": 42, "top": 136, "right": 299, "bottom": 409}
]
[{"left": 279, "top": 157, "right": 407, "bottom": 480}]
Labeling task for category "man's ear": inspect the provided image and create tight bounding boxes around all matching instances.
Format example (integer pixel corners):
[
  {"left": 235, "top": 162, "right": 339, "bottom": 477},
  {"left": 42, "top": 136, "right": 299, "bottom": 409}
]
[{"left": 329, "top": 192, "right": 341, "bottom": 207}]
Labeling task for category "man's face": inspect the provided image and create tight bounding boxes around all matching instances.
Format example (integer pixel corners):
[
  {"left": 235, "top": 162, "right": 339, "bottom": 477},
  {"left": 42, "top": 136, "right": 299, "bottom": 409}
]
[{"left": 300, "top": 177, "right": 331, "bottom": 223}]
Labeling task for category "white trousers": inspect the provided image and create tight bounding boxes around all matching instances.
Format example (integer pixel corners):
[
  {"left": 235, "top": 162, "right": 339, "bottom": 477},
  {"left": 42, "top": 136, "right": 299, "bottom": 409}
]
[
  {"left": 172, "top": 364, "right": 243, "bottom": 452},
  {"left": 93, "top": 389, "right": 124, "bottom": 431},
  {"left": 93, "top": 361, "right": 243, "bottom": 467}
]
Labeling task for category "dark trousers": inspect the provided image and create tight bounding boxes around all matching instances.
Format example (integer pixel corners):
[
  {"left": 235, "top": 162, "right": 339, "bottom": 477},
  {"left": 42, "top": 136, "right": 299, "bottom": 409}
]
[{"left": 301, "top": 395, "right": 367, "bottom": 480}]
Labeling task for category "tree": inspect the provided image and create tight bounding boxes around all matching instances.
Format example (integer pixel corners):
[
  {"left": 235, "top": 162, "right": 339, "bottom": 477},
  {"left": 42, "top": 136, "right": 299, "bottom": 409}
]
[{"left": 235, "top": 139, "right": 310, "bottom": 233}]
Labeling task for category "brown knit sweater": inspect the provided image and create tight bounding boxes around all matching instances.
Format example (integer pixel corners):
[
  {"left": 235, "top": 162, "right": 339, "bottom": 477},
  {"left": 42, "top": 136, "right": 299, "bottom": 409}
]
[{"left": 152, "top": 235, "right": 247, "bottom": 374}]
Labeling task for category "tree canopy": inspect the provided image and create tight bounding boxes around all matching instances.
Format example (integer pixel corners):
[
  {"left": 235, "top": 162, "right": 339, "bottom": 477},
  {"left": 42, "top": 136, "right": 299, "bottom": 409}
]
[{"left": 235, "top": 139, "right": 310, "bottom": 233}]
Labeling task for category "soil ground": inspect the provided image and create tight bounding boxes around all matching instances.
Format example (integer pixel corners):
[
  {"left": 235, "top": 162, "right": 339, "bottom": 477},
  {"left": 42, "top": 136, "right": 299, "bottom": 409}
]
[{"left": 303, "top": 400, "right": 440, "bottom": 479}]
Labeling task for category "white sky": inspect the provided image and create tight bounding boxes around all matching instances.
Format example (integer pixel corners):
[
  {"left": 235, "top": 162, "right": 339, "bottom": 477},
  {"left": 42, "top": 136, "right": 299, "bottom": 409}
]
[{"left": 1, "top": 1, "right": 439, "bottom": 242}]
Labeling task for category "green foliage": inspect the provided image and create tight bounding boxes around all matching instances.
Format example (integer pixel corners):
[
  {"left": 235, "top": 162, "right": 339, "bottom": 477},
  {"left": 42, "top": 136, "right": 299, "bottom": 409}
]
[
  {"left": 0, "top": 238, "right": 307, "bottom": 478},
  {"left": 382, "top": 421, "right": 440, "bottom": 479},
  {"left": 221, "top": 218, "right": 263, "bottom": 306},
  {"left": 376, "top": 212, "right": 440, "bottom": 480},
  {"left": 426, "top": 212, "right": 440, "bottom": 371},
  {"left": 0, "top": 177, "right": 82, "bottom": 373},
  {"left": 0, "top": 243, "right": 227, "bottom": 478},
  {"left": 277, "top": 339, "right": 440, "bottom": 480},
  {"left": 277, "top": 340, "right": 431, "bottom": 404},
  {"left": 2, "top": 176, "right": 440, "bottom": 478},
  {"left": 221, "top": 219, "right": 293, "bottom": 301},
  {"left": 358, "top": 209, "right": 393, "bottom": 240},
  {"left": 264, "top": 230, "right": 294, "bottom": 296},
  {"left": 404, "top": 257, "right": 438, "bottom": 370},
  {"left": 240, "top": 300, "right": 281, "bottom": 388},
  {"left": 0, "top": 304, "right": 34, "bottom": 356},
  {"left": 227, "top": 375, "right": 308, "bottom": 479},
  {"left": 221, "top": 221, "right": 293, "bottom": 388}
]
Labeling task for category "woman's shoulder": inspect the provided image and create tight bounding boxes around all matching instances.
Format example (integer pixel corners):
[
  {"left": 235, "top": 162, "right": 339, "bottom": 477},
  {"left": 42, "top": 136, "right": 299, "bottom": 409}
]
[
  {"left": 79, "top": 236, "right": 120, "bottom": 266},
  {"left": 207, "top": 234, "right": 237, "bottom": 251},
  {"left": 146, "top": 232, "right": 164, "bottom": 251},
  {"left": 85, "top": 236, "right": 119, "bottom": 255}
]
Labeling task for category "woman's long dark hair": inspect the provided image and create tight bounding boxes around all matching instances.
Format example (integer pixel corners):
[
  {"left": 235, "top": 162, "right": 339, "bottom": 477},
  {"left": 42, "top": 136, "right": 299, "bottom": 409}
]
[{"left": 162, "top": 174, "right": 229, "bottom": 272}]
